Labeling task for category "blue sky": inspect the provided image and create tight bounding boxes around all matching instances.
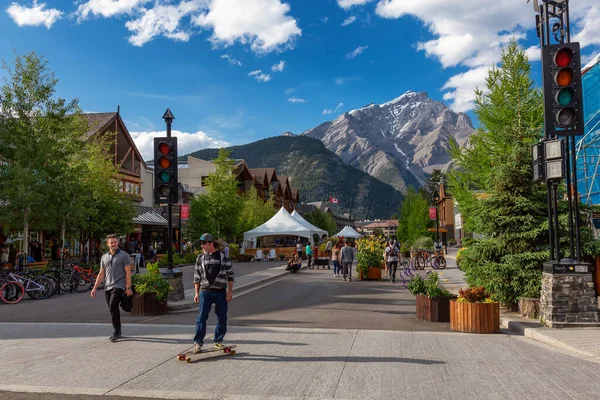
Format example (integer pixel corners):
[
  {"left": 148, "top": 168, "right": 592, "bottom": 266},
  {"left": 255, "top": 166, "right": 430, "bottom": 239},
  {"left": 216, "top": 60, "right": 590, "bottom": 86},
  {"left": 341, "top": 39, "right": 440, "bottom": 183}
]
[{"left": 2, "top": 0, "right": 599, "bottom": 160}]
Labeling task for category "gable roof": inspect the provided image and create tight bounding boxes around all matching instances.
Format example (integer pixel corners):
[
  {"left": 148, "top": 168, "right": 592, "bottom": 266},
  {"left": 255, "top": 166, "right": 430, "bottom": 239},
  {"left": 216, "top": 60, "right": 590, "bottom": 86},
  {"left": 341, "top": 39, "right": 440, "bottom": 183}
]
[
  {"left": 82, "top": 112, "right": 118, "bottom": 138},
  {"left": 251, "top": 167, "right": 277, "bottom": 183}
]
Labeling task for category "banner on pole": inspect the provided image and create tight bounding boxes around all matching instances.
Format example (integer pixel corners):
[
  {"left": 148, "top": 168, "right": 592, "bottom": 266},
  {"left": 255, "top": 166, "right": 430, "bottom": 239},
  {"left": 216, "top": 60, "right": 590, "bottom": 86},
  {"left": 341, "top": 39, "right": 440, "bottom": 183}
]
[
  {"left": 181, "top": 204, "right": 189, "bottom": 220},
  {"left": 429, "top": 207, "right": 437, "bottom": 220}
]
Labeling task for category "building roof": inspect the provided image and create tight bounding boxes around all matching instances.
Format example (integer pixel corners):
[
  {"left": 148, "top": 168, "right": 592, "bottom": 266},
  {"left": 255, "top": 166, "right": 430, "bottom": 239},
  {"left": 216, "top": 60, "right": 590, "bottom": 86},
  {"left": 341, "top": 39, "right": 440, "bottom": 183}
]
[
  {"left": 82, "top": 112, "right": 118, "bottom": 138},
  {"left": 132, "top": 206, "right": 168, "bottom": 226},
  {"left": 362, "top": 220, "right": 399, "bottom": 229},
  {"left": 251, "top": 168, "right": 277, "bottom": 182}
]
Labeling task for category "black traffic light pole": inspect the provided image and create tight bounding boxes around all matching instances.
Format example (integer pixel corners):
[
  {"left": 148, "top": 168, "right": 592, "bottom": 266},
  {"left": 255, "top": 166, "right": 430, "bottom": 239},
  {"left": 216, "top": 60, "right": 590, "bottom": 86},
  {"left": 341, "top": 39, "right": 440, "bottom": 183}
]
[
  {"left": 163, "top": 109, "right": 175, "bottom": 271},
  {"left": 534, "top": 0, "right": 585, "bottom": 266}
]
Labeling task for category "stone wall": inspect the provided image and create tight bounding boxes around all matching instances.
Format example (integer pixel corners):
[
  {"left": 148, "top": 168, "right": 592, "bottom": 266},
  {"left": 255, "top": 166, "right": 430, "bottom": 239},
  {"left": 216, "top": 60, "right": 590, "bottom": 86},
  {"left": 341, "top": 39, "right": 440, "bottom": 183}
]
[
  {"left": 540, "top": 272, "right": 599, "bottom": 326},
  {"left": 167, "top": 274, "right": 185, "bottom": 302}
]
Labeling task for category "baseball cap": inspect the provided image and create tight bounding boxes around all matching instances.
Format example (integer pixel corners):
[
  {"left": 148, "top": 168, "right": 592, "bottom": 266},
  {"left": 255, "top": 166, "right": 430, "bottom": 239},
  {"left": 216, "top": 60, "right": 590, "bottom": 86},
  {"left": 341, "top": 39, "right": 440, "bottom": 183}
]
[{"left": 199, "top": 233, "right": 214, "bottom": 243}]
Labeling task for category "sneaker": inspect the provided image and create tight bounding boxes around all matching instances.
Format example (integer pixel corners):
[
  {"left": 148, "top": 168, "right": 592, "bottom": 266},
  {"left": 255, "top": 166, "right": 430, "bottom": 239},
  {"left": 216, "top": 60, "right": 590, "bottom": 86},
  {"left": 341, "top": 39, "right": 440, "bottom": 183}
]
[
  {"left": 109, "top": 331, "right": 121, "bottom": 342},
  {"left": 348, "top": 277, "right": 352, "bottom": 282},
  {"left": 214, "top": 342, "right": 226, "bottom": 349},
  {"left": 193, "top": 343, "right": 202, "bottom": 353}
]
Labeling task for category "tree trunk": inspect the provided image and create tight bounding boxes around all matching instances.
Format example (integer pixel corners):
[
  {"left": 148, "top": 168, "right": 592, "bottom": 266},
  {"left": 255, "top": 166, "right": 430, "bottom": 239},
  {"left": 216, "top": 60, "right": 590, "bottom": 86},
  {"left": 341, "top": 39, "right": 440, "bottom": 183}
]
[{"left": 61, "top": 220, "right": 66, "bottom": 266}]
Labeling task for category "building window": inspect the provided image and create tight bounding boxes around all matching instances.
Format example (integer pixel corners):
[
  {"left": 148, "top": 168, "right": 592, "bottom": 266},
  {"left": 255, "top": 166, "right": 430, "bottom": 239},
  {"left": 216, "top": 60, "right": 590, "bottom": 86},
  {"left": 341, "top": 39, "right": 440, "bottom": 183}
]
[{"left": 122, "top": 180, "right": 140, "bottom": 195}]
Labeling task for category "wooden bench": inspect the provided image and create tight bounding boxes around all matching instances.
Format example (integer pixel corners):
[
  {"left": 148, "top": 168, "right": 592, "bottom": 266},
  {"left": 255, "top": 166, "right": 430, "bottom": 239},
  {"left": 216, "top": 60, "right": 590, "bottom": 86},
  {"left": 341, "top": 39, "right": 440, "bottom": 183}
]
[{"left": 26, "top": 262, "right": 49, "bottom": 269}]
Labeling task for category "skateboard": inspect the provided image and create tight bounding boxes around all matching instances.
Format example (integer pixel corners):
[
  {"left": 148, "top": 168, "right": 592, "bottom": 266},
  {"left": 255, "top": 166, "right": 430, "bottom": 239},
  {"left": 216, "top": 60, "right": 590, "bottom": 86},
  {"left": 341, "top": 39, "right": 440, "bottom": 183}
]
[{"left": 176, "top": 345, "right": 237, "bottom": 363}]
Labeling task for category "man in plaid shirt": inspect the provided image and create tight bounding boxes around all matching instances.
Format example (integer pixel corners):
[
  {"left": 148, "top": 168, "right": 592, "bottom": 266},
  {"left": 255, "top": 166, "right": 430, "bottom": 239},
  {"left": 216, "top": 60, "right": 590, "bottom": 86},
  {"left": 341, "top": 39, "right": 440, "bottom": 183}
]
[{"left": 193, "top": 233, "right": 234, "bottom": 353}]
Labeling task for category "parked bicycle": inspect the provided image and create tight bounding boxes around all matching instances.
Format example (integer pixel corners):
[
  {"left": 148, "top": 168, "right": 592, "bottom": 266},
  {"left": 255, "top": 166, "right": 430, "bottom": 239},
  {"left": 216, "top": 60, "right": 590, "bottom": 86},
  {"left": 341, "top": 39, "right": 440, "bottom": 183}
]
[
  {"left": 6, "top": 271, "right": 54, "bottom": 299},
  {"left": 415, "top": 250, "right": 446, "bottom": 270}
]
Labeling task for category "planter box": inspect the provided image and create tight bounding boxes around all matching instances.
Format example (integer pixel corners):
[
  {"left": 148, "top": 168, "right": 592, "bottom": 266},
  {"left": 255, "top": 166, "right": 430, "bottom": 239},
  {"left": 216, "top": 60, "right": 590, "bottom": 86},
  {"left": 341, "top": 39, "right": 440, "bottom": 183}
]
[
  {"left": 366, "top": 267, "right": 381, "bottom": 280},
  {"left": 416, "top": 294, "right": 454, "bottom": 322},
  {"left": 132, "top": 292, "right": 168, "bottom": 316},
  {"left": 450, "top": 300, "right": 500, "bottom": 333}
]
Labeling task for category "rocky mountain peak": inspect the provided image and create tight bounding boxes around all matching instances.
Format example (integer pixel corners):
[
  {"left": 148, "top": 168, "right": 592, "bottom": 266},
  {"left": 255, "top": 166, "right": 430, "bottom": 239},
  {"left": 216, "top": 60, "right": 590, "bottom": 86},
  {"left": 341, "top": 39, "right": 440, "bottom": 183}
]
[{"left": 302, "top": 91, "right": 475, "bottom": 193}]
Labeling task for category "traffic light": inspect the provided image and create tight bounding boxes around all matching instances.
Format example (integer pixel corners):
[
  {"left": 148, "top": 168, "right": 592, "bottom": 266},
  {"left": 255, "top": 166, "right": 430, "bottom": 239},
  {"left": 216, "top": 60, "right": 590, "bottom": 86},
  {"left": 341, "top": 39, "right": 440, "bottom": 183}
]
[
  {"left": 154, "top": 137, "right": 178, "bottom": 204},
  {"left": 542, "top": 42, "right": 585, "bottom": 136}
]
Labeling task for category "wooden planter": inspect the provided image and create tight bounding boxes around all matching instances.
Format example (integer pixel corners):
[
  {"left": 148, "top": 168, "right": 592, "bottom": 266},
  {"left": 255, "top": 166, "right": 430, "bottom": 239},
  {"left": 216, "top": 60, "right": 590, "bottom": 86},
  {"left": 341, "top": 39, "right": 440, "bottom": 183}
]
[
  {"left": 415, "top": 294, "right": 453, "bottom": 322},
  {"left": 366, "top": 267, "right": 381, "bottom": 280},
  {"left": 132, "top": 292, "right": 168, "bottom": 316},
  {"left": 450, "top": 300, "right": 500, "bottom": 333}
]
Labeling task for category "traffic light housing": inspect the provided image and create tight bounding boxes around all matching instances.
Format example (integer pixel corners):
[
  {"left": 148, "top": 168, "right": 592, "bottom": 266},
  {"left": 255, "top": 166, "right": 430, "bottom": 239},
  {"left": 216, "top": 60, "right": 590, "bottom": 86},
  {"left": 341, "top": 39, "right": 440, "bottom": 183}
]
[
  {"left": 542, "top": 42, "right": 585, "bottom": 136},
  {"left": 154, "top": 137, "right": 178, "bottom": 204}
]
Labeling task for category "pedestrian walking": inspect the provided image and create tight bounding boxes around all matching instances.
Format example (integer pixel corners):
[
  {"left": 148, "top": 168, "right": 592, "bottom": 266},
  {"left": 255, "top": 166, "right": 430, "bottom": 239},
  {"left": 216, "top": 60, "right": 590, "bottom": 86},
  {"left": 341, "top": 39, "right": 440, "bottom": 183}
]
[
  {"left": 193, "top": 233, "right": 234, "bottom": 353},
  {"left": 340, "top": 240, "right": 354, "bottom": 281},
  {"left": 296, "top": 241, "right": 303, "bottom": 258},
  {"left": 91, "top": 234, "right": 133, "bottom": 342},
  {"left": 305, "top": 243, "right": 313, "bottom": 269},
  {"left": 385, "top": 239, "right": 399, "bottom": 283},
  {"left": 332, "top": 243, "right": 341, "bottom": 277}
]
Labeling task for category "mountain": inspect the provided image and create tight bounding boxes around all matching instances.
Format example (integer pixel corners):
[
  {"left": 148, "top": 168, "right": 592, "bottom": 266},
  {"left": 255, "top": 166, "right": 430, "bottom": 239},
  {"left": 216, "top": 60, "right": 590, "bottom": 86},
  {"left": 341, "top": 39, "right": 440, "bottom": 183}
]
[
  {"left": 302, "top": 91, "right": 474, "bottom": 192},
  {"left": 186, "top": 136, "right": 403, "bottom": 219}
]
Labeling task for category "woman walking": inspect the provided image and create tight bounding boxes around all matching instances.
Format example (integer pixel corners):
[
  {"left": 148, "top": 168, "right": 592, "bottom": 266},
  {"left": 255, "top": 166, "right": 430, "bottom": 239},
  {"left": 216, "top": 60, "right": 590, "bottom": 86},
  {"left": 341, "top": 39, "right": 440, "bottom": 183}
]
[{"left": 332, "top": 243, "right": 341, "bottom": 277}]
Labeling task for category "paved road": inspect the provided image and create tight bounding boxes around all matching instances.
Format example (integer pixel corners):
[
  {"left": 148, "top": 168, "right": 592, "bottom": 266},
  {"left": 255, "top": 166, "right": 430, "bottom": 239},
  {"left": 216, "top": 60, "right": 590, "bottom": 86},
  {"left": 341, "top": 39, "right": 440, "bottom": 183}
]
[{"left": 0, "top": 261, "right": 286, "bottom": 324}]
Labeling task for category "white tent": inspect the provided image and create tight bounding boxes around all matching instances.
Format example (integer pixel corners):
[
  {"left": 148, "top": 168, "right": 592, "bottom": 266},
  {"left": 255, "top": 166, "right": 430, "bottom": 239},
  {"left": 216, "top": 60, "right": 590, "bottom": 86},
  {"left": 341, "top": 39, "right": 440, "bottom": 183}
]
[
  {"left": 244, "top": 207, "right": 322, "bottom": 245},
  {"left": 333, "top": 226, "right": 363, "bottom": 238},
  {"left": 290, "top": 210, "right": 328, "bottom": 238}
]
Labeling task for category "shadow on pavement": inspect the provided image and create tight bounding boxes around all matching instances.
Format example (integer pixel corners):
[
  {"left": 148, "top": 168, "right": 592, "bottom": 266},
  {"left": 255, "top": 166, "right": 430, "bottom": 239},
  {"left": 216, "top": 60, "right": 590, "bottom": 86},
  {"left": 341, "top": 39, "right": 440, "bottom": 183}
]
[{"left": 233, "top": 353, "right": 446, "bottom": 364}]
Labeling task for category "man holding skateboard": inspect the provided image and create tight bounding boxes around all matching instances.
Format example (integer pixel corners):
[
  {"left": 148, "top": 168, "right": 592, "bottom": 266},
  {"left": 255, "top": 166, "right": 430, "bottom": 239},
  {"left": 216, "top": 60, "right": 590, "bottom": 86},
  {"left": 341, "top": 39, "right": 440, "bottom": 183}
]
[
  {"left": 193, "top": 233, "right": 234, "bottom": 353},
  {"left": 91, "top": 234, "right": 133, "bottom": 342}
]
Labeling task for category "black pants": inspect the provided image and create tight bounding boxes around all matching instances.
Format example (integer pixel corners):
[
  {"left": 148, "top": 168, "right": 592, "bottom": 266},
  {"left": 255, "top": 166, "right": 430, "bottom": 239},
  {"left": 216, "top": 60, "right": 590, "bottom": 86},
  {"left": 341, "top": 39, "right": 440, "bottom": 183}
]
[
  {"left": 388, "top": 261, "right": 398, "bottom": 282},
  {"left": 105, "top": 288, "right": 124, "bottom": 333},
  {"left": 307, "top": 255, "right": 312, "bottom": 268}
]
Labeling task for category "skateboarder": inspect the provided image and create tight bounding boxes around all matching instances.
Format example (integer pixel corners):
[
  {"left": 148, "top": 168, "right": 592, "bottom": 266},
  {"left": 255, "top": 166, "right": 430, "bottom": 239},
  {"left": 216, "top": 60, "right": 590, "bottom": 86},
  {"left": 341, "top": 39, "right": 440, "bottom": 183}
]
[
  {"left": 193, "top": 233, "right": 234, "bottom": 353},
  {"left": 91, "top": 234, "right": 133, "bottom": 342}
]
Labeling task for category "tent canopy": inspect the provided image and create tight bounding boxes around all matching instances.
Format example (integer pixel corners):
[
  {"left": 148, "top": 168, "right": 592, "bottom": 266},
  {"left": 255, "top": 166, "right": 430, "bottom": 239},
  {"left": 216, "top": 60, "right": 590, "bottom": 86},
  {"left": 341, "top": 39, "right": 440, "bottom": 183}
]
[
  {"left": 333, "top": 226, "right": 362, "bottom": 238},
  {"left": 244, "top": 207, "right": 322, "bottom": 244},
  {"left": 290, "top": 210, "right": 328, "bottom": 237}
]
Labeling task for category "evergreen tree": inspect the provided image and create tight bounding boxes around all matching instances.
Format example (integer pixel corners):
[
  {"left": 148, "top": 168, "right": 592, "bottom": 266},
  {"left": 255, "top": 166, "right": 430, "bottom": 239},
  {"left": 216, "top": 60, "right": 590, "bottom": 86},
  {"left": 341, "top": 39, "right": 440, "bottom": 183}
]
[
  {"left": 448, "top": 41, "right": 549, "bottom": 305},
  {"left": 396, "top": 186, "right": 432, "bottom": 245}
]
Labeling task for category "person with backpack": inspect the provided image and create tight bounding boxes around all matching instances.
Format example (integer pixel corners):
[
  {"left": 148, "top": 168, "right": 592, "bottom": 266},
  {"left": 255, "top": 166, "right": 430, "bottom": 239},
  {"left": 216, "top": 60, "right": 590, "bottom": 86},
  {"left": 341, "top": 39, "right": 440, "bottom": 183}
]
[
  {"left": 193, "top": 233, "right": 234, "bottom": 353},
  {"left": 385, "top": 239, "right": 400, "bottom": 283}
]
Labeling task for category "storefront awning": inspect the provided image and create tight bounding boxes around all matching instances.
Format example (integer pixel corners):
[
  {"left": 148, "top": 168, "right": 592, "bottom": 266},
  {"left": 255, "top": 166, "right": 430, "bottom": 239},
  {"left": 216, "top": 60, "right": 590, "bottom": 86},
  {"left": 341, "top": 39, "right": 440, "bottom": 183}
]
[{"left": 133, "top": 206, "right": 168, "bottom": 226}]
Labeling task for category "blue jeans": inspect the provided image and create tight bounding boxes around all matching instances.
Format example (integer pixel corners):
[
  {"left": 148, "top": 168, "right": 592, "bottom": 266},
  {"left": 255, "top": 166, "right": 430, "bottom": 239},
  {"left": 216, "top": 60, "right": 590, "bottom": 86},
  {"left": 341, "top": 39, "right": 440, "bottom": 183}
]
[
  {"left": 332, "top": 260, "right": 340, "bottom": 275},
  {"left": 193, "top": 291, "right": 228, "bottom": 345}
]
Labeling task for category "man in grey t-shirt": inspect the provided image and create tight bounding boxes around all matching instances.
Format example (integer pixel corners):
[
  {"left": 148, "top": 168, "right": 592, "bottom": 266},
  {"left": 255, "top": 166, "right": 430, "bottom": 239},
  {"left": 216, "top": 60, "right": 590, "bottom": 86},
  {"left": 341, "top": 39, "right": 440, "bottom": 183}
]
[{"left": 91, "top": 234, "right": 133, "bottom": 342}]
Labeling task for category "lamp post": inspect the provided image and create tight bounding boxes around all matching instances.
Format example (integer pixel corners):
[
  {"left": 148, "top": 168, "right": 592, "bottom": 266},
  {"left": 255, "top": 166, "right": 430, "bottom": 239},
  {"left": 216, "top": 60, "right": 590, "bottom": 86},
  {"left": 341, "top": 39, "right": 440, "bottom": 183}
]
[{"left": 432, "top": 191, "right": 440, "bottom": 246}]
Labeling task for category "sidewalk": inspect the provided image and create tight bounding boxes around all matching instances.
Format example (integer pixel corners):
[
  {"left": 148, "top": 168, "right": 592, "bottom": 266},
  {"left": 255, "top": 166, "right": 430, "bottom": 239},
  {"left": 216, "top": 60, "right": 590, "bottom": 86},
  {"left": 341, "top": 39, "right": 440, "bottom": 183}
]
[
  {"left": 443, "top": 248, "right": 600, "bottom": 360},
  {"left": 2, "top": 322, "right": 600, "bottom": 400},
  {"left": 168, "top": 262, "right": 292, "bottom": 311}
]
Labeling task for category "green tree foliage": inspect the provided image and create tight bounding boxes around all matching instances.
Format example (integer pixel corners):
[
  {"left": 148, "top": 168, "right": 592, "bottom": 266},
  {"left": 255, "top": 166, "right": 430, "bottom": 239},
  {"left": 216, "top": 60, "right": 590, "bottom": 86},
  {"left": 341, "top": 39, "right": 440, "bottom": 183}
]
[
  {"left": 0, "top": 52, "right": 133, "bottom": 251},
  {"left": 423, "top": 169, "right": 446, "bottom": 200},
  {"left": 187, "top": 149, "right": 241, "bottom": 241},
  {"left": 304, "top": 209, "right": 337, "bottom": 236},
  {"left": 396, "top": 186, "right": 432, "bottom": 245},
  {"left": 237, "top": 186, "right": 276, "bottom": 237},
  {"left": 447, "top": 41, "right": 550, "bottom": 306}
]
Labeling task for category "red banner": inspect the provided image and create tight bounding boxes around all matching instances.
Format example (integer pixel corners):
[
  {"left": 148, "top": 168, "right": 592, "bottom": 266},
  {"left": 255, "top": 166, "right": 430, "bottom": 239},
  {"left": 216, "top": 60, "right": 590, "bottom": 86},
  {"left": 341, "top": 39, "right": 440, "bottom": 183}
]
[
  {"left": 181, "top": 204, "right": 189, "bottom": 220},
  {"left": 429, "top": 207, "right": 437, "bottom": 220}
]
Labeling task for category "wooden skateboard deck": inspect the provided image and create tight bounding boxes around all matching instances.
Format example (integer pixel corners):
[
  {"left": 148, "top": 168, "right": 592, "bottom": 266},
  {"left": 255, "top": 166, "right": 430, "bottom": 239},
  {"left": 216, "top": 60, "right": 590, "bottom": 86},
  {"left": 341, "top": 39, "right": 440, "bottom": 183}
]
[{"left": 176, "top": 345, "right": 237, "bottom": 363}]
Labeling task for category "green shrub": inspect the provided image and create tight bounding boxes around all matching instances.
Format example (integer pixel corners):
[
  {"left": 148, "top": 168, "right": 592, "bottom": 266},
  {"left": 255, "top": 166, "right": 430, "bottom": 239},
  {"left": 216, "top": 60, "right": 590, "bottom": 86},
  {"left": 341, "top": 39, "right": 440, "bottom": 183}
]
[
  {"left": 132, "top": 261, "right": 172, "bottom": 302},
  {"left": 413, "top": 236, "right": 434, "bottom": 250},
  {"left": 228, "top": 243, "right": 239, "bottom": 258}
]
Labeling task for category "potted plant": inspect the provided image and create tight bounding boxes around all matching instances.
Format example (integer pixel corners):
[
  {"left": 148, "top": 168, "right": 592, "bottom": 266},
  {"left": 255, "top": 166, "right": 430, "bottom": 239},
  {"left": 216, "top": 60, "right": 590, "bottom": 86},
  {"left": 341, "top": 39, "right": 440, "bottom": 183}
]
[
  {"left": 400, "top": 243, "right": 411, "bottom": 258},
  {"left": 356, "top": 236, "right": 384, "bottom": 280},
  {"left": 278, "top": 254, "right": 286, "bottom": 261},
  {"left": 450, "top": 287, "right": 500, "bottom": 333},
  {"left": 407, "top": 273, "right": 454, "bottom": 322},
  {"left": 131, "top": 261, "right": 172, "bottom": 316}
]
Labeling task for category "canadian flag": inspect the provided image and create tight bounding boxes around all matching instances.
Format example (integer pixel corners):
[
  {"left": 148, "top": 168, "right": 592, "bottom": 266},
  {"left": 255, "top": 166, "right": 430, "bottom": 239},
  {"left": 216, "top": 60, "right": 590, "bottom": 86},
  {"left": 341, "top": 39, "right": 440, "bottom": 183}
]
[{"left": 329, "top": 197, "right": 339, "bottom": 203}]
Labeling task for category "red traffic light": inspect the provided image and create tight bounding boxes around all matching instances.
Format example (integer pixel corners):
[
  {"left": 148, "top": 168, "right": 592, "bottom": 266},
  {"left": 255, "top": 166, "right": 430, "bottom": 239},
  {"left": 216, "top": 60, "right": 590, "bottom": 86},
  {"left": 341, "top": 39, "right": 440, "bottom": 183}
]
[
  {"left": 158, "top": 142, "right": 170, "bottom": 154},
  {"left": 554, "top": 48, "right": 573, "bottom": 67}
]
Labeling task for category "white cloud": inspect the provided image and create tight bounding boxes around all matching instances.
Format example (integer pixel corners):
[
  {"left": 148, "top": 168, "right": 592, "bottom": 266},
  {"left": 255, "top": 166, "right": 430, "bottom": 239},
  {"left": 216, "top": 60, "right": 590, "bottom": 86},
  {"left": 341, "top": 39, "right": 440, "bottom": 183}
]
[
  {"left": 248, "top": 69, "right": 271, "bottom": 82},
  {"left": 6, "top": 0, "right": 63, "bottom": 29},
  {"left": 338, "top": 0, "right": 373, "bottom": 9},
  {"left": 335, "top": 77, "right": 358, "bottom": 85},
  {"left": 346, "top": 45, "right": 368, "bottom": 59},
  {"left": 323, "top": 102, "right": 344, "bottom": 115},
  {"left": 288, "top": 97, "right": 306, "bottom": 103},
  {"left": 284, "top": 88, "right": 295, "bottom": 94},
  {"left": 341, "top": 16, "right": 356, "bottom": 26},
  {"left": 192, "top": 0, "right": 301, "bottom": 54},
  {"left": 220, "top": 54, "right": 241, "bottom": 66},
  {"left": 125, "top": 1, "right": 200, "bottom": 46},
  {"left": 75, "top": 0, "right": 149, "bottom": 22},
  {"left": 368, "top": 0, "right": 600, "bottom": 111},
  {"left": 321, "top": 17, "right": 329, "bottom": 23},
  {"left": 524, "top": 45, "right": 541, "bottom": 63},
  {"left": 272, "top": 60, "right": 285, "bottom": 72},
  {"left": 131, "top": 129, "right": 229, "bottom": 161}
]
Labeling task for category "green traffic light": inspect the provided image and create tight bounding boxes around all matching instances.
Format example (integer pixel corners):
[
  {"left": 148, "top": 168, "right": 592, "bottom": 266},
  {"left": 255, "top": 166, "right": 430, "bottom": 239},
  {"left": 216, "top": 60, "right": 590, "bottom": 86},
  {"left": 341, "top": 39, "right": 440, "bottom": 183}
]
[
  {"left": 159, "top": 171, "right": 170, "bottom": 183},
  {"left": 556, "top": 88, "right": 574, "bottom": 106}
]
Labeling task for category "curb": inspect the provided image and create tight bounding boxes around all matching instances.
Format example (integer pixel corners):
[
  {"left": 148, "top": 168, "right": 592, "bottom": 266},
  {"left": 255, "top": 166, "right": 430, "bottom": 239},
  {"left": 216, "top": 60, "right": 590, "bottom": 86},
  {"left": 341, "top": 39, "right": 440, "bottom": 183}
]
[
  {"left": 167, "top": 268, "right": 292, "bottom": 312},
  {"left": 500, "top": 316, "right": 598, "bottom": 358}
]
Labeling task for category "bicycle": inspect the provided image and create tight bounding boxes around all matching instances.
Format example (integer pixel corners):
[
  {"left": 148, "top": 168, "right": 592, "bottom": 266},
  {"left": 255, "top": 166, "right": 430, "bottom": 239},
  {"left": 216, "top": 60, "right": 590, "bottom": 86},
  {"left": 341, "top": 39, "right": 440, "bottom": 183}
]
[
  {"left": 415, "top": 250, "right": 446, "bottom": 270},
  {"left": 7, "top": 271, "right": 54, "bottom": 299},
  {"left": 0, "top": 270, "right": 25, "bottom": 303}
]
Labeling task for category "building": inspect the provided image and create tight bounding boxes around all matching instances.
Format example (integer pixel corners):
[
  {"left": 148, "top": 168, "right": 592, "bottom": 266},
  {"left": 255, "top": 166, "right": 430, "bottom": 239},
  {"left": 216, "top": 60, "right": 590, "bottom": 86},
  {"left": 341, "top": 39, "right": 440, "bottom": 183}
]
[
  {"left": 359, "top": 220, "right": 399, "bottom": 237},
  {"left": 301, "top": 201, "right": 355, "bottom": 230}
]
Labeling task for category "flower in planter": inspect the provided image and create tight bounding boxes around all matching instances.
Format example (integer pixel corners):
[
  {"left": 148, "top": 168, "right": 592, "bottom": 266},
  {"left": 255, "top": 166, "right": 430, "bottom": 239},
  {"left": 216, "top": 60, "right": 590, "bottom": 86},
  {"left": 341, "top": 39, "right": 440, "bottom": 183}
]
[
  {"left": 407, "top": 272, "right": 451, "bottom": 298},
  {"left": 457, "top": 286, "right": 495, "bottom": 303},
  {"left": 132, "top": 261, "right": 173, "bottom": 302}
]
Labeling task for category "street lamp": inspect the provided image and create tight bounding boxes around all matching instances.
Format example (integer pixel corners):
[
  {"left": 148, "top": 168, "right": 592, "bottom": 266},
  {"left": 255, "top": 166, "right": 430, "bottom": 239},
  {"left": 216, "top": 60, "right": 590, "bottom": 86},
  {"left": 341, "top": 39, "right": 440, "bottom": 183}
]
[{"left": 432, "top": 191, "right": 440, "bottom": 247}]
